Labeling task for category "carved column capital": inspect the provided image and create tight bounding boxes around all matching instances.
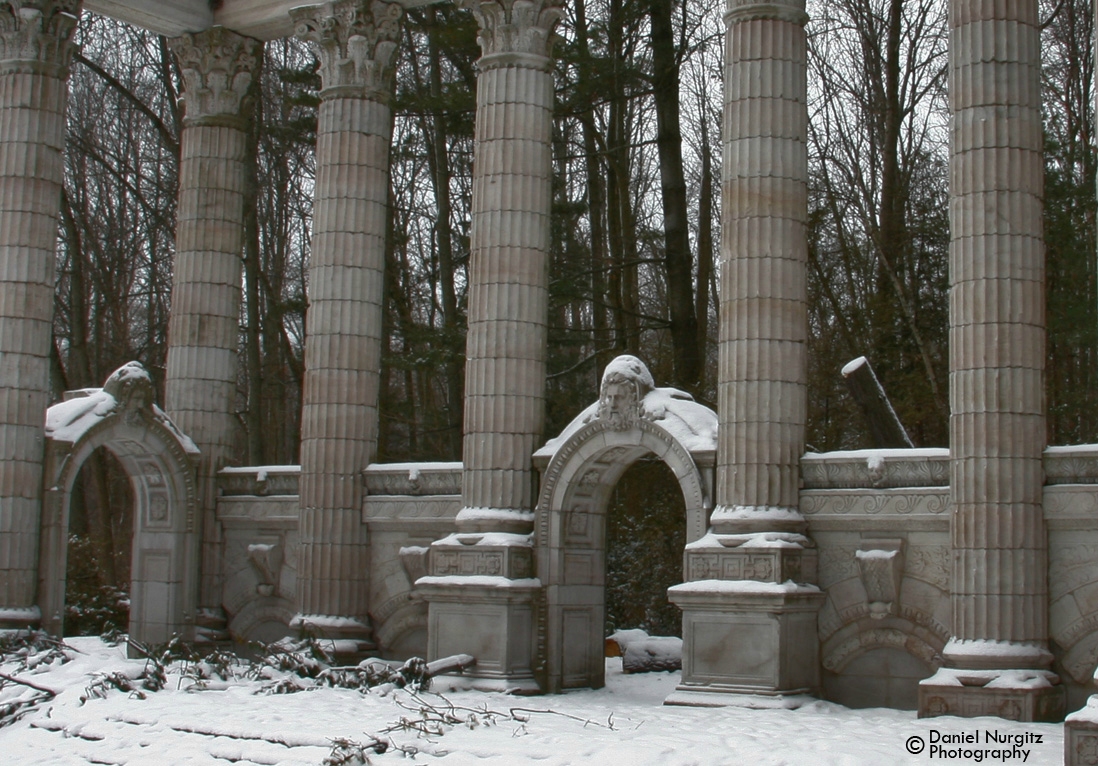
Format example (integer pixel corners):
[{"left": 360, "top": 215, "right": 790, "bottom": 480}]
[
  {"left": 169, "top": 26, "right": 262, "bottom": 128},
  {"left": 0, "top": 0, "right": 80, "bottom": 77},
  {"left": 724, "top": 0, "right": 808, "bottom": 27},
  {"left": 461, "top": 0, "right": 562, "bottom": 66},
  {"left": 292, "top": 0, "right": 401, "bottom": 102}
]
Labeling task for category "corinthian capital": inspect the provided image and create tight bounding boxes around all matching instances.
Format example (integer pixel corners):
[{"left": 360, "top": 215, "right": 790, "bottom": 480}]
[
  {"left": 292, "top": 0, "right": 401, "bottom": 101},
  {"left": 462, "top": 0, "right": 562, "bottom": 62},
  {"left": 0, "top": 0, "right": 80, "bottom": 77},
  {"left": 170, "top": 27, "right": 262, "bottom": 128}
]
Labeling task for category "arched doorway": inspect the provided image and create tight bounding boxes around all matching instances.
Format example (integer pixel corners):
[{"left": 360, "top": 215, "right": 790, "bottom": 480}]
[
  {"left": 533, "top": 356, "right": 716, "bottom": 692},
  {"left": 39, "top": 362, "right": 200, "bottom": 646}
]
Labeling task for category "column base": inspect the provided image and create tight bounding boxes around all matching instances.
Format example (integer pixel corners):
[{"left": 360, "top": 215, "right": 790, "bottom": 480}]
[
  {"left": 417, "top": 575, "right": 540, "bottom": 689},
  {"left": 0, "top": 605, "right": 41, "bottom": 632},
  {"left": 667, "top": 580, "right": 824, "bottom": 703},
  {"left": 289, "top": 613, "right": 376, "bottom": 661},
  {"left": 918, "top": 667, "right": 1065, "bottom": 722},
  {"left": 1065, "top": 696, "right": 1098, "bottom": 765}
]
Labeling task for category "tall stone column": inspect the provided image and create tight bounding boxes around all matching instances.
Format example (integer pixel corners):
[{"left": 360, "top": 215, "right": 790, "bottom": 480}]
[
  {"left": 289, "top": 0, "right": 401, "bottom": 648},
  {"left": 667, "top": 0, "right": 823, "bottom": 705},
  {"left": 0, "top": 0, "right": 78, "bottom": 628},
  {"left": 418, "top": 0, "right": 560, "bottom": 689},
  {"left": 164, "top": 28, "right": 261, "bottom": 628},
  {"left": 919, "top": 0, "right": 1062, "bottom": 722}
]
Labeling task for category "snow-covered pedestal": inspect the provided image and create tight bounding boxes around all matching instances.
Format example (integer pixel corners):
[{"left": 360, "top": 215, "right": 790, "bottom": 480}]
[{"left": 667, "top": 580, "right": 824, "bottom": 706}]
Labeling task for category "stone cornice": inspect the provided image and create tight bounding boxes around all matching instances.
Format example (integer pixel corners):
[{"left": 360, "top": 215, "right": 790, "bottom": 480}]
[
  {"left": 724, "top": 1, "right": 808, "bottom": 27},
  {"left": 461, "top": 0, "right": 562, "bottom": 64},
  {"left": 291, "top": 0, "right": 401, "bottom": 102},
  {"left": 0, "top": 1, "right": 79, "bottom": 78},
  {"left": 169, "top": 26, "right": 262, "bottom": 128}
]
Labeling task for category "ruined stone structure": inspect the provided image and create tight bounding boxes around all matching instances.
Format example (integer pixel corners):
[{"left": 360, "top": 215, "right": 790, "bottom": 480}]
[{"left": 4, "top": 0, "right": 1098, "bottom": 753}]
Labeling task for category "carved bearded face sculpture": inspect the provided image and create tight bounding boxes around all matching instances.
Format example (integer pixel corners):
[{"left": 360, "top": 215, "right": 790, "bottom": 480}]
[
  {"left": 596, "top": 355, "right": 655, "bottom": 430},
  {"left": 598, "top": 377, "right": 638, "bottom": 430}
]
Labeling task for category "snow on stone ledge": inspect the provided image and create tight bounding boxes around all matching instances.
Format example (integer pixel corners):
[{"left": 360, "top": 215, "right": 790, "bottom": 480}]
[
  {"left": 432, "top": 532, "right": 533, "bottom": 548},
  {"left": 415, "top": 576, "right": 542, "bottom": 589},
  {"left": 668, "top": 580, "right": 821, "bottom": 596}
]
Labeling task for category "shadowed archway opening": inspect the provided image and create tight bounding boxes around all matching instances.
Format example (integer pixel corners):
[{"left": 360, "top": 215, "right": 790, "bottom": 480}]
[
  {"left": 64, "top": 447, "right": 134, "bottom": 636},
  {"left": 606, "top": 457, "right": 685, "bottom": 639}
]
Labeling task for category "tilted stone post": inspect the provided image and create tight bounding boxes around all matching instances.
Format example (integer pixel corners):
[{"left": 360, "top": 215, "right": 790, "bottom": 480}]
[
  {"left": 290, "top": 0, "right": 402, "bottom": 649},
  {"left": 418, "top": 0, "right": 561, "bottom": 689},
  {"left": 667, "top": 0, "right": 824, "bottom": 705},
  {"left": 920, "top": 0, "right": 1063, "bottom": 722},
  {"left": 0, "top": 0, "right": 79, "bottom": 629},
  {"left": 164, "top": 27, "right": 261, "bottom": 632}
]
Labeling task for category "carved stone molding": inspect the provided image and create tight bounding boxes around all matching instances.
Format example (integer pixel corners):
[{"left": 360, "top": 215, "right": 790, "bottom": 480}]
[
  {"left": 169, "top": 27, "right": 262, "bottom": 128},
  {"left": 724, "top": 1, "right": 809, "bottom": 27},
  {"left": 0, "top": 0, "right": 78, "bottom": 76},
  {"left": 291, "top": 0, "right": 401, "bottom": 101},
  {"left": 856, "top": 540, "right": 904, "bottom": 619},
  {"left": 461, "top": 0, "right": 562, "bottom": 63}
]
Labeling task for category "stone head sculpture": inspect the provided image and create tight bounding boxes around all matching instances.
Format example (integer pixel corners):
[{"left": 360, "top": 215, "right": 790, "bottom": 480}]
[{"left": 597, "top": 355, "right": 654, "bottom": 430}]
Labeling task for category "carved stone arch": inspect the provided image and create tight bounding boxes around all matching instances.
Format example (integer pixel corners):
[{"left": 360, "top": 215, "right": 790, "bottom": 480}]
[
  {"left": 38, "top": 363, "right": 200, "bottom": 646},
  {"left": 821, "top": 614, "right": 948, "bottom": 709},
  {"left": 534, "top": 417, "right": 712, "bottom": 693}
]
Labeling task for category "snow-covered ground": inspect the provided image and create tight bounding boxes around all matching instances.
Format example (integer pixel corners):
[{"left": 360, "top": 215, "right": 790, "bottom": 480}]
[{"left": 0, "top": 637, "right": 1064, "bottom": 765}]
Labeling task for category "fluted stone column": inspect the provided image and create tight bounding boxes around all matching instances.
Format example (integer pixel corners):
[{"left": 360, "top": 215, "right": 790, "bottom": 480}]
[
  {"left": 0, "top": 0, "right": 78, "bottom": 628},
  {"left": 418, "top": 0, "right": 560, "bottom": 689},
  {"left": 919, "top": 0, "right": 1062, "bottom": 722},
  {"left": 456, "top": 0, "right": 560, "bottom": 533},
  {"left": 667, "top": 0, "right": 823, "bottom": 705},
  {"left": 289, "top": 0, "right": 401, "bottom": 646},
  {"left": 165, "top": 28, "right": 261, "bottom": 624}
]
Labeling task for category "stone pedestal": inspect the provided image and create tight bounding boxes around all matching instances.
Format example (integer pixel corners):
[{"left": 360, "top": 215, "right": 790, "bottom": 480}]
[
  {"left": 289, "top": 0, "right": 402, "bottom": 650},
  {"left": 165, "top": 26, "right": 261, "bottom": 614},
  {"left": 667, "top": 580, "right": 824, "bottom": 705},
  {"left": 0, "top": 0, "right": 79, "bottom": 627},
  {"left": 922, "top": 0, "right": 1060, "bottom": 721}
]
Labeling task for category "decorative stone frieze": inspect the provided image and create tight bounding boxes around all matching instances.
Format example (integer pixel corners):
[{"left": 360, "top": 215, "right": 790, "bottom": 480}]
[
  {"left": 169, "top": 27, "right": 261, "bottom": 128},
  {"left": 684, "top": 532, "right": 816, "bottom": 584},
  {"left": 364, "top": 462, "right": 463, "bottom": 496},
  {"left": 0, "top": 0, "right": 78, "bottom": 75},
  {"left": 291, "top": 0, "right": 401, "bottom": 101},
  {"left": 461, "top": 0, "right": 562, "bottom": 62}
]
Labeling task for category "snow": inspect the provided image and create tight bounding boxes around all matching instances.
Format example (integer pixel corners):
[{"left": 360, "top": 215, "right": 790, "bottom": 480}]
[
  {"left": 415, "top": 576, "right": 541, "bottom": 589},
  {"left": 685, "top": 532, "right": 809, "bottom": 551},
  {"left": 0, "top": 636, "right": 1067, "bottom": 765},
  {"left": 219, "top": 465, "right": 301, "bottom": 475},
  {"left": 668, "top": 580, "right": 822, "bottom": 596},
  {"left": 432, "top": 533, "right": 532, "bottom": 548},
  {"left": 841, "top": 356, "right": 868, "bottom": 376},
  {"left": 801, "top": 448, "right": 950, "bottom": 461},
  {"left": 535, "top": 385, "right": 717, "bottom": 457}
]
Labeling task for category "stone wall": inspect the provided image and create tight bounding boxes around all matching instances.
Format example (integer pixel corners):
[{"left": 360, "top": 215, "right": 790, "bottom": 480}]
[
  {"left": 215, "top": 463, "right": 460, "bottom": 657},
  {"left": 211, "top": 449, "right": 1098, "bottom": 708},
  {"left": 805, "top": 446, "right": 1098, "bottom": 711}
]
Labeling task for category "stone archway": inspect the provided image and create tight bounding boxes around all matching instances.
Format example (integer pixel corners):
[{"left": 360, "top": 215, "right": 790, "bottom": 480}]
[
  {"left": 532, "top": 356, "right": 716, "bottom": 692},
  {"left": 38, "top": 362, "right": 200, "bottom": 646}
]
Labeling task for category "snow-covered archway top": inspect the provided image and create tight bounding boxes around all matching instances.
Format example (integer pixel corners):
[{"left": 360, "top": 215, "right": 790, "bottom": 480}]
[
  {"left": 535, "top": 354, "right": 717, "bottom": 462},
  {"left": 45, "top": 361, "right": 198, "bottom": 456}
]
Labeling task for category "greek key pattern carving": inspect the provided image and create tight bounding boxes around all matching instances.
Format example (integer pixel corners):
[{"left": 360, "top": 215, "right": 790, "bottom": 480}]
[
  {"left": 685, "top": 550, "right": 786, "bottom": 583},
  {"left": 170, "top": 27, "right": 262, "bottom": 127},
  {"left": 462, "top": 0, "right": 562, "bottom": 61},
  {"left": 0, "top": 0, "right": 78, "bottom": 74},
  {"left": 293, "top": 0, "right": 401, "bottom": 100},
  {"left": 431, "top": 548, "right": 532, "bottom": 579}
]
